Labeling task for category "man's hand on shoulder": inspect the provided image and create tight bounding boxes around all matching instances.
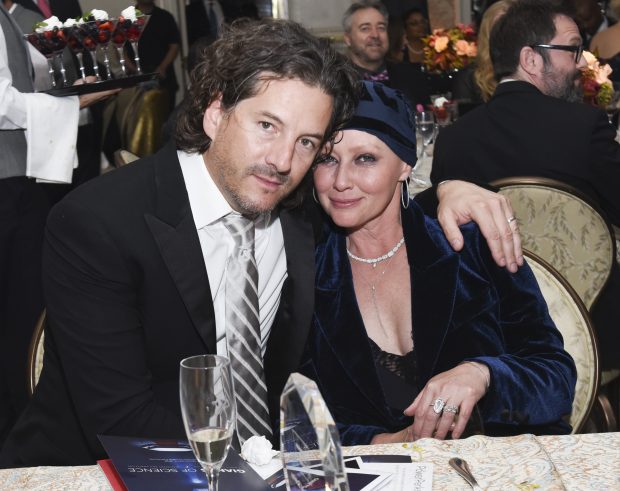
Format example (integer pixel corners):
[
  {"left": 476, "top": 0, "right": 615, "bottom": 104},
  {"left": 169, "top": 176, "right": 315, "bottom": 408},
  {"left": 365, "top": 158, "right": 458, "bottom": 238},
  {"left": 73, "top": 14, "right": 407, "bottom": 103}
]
[{"left": 436, "top": 180, "right": 523, "bottom": 272}]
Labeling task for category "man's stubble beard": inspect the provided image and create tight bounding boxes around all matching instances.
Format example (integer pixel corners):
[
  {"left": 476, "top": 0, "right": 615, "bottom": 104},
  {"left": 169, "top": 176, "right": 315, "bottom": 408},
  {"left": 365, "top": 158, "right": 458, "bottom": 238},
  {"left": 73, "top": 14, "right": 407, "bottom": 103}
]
[
  {"left": 543, "top": 64, "right": 584, "bottom": 103},
  {"left": 210, "top": 153, "right": 292, "bottom": 217}
]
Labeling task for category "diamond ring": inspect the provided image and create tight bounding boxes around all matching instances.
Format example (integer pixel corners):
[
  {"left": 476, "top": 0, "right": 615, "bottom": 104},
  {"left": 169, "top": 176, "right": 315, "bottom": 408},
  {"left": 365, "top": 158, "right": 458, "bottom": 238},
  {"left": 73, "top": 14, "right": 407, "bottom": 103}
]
[
  {"left": 430, "top": 398, "right": 446, "bottom": 414},
  {"left": 444, "top": 405, "right": 459, "bottom": 414}
]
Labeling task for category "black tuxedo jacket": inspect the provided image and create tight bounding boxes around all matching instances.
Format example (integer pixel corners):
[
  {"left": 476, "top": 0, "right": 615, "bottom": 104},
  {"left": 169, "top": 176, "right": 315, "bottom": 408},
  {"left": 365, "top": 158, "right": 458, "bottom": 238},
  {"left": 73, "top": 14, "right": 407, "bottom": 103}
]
[
  {"left": 432, "top": 80, "right": 620, "bottom": 369},
  {"left": 0, "top": 144, "right": 317, "bottom": 467},
  {"left": 432, "top": 80, "right": 620, "bottom": 226}
]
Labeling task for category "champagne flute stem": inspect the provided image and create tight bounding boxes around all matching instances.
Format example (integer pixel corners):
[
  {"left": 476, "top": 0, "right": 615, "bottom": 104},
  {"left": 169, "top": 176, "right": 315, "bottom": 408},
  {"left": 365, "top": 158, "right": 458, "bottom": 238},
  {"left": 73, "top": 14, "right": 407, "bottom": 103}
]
[
  {"left": 205, "top": 465, "right": 219, "bottom": 491},
  {"left": 88, "top": 50, "right": 101, "bottom": 81},
  {"left": 76, "top": 52, "right": 87, "bottom": 82},
  {"left": 130, "top": 41, "right": 142, "bottom": 74},
  {"left": 115, "top": 46, "right": 126, "bottom": 77},
  {"left": 56, "top": 53, "right": 68, "bottom": 86},
  {"left": 102, "top": 45, "right": 112, "bottom": 80},
  {"left": 46, "top": 58, "right": 56, "bottom": 88}
]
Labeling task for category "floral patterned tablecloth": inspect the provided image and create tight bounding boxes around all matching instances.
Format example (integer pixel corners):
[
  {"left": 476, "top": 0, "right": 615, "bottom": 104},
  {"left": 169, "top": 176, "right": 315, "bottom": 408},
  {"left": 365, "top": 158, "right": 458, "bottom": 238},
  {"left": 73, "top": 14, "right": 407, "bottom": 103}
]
[{"left": 0, "top": 432, "right": 618, "bottom": 490}]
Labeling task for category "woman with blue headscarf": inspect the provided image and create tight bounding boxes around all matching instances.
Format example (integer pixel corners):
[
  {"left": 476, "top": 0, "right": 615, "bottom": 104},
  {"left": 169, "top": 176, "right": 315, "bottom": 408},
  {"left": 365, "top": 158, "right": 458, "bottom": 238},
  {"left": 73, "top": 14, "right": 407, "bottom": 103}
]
[{"left": 299, "top": 80, "right": 576, "bottom": 445}]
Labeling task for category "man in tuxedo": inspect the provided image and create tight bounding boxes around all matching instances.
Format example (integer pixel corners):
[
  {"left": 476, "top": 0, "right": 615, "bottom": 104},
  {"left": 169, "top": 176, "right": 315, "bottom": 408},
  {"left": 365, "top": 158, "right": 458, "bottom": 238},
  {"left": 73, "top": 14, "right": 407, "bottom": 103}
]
[
  {"left": 342, "top": 0, "right": 431, "bottom": 107},
  {"left": 0, "top": 18, "right": 522, "bottom": 467},
  {"left": 432, "top": 0, "right": 620, "bottom": 369}
]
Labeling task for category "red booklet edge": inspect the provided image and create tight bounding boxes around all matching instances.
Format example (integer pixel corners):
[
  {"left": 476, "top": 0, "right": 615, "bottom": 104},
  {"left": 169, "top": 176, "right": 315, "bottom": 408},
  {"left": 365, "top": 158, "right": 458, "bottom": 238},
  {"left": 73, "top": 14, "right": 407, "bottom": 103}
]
[{"left": 97, "top": 459, "right": 128, "bottom": 491}]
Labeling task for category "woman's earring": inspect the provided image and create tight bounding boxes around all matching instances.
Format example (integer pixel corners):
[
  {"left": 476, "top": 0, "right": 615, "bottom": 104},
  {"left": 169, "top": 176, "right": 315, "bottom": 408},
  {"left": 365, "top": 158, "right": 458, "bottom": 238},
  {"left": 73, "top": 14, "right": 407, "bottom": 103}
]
[
  {"left": 401, "top": 177, "right": 411, "bottom": 209},
  {"left": 312, "top": 187, "right": 319, "bottom": 203}
]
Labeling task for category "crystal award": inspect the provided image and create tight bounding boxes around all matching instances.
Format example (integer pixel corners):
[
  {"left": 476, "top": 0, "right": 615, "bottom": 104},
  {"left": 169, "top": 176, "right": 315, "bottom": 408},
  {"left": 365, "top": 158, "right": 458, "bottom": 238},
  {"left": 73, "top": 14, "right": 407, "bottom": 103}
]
[{"left": 280, "top": 372, "right": 349, "bottom": 491}]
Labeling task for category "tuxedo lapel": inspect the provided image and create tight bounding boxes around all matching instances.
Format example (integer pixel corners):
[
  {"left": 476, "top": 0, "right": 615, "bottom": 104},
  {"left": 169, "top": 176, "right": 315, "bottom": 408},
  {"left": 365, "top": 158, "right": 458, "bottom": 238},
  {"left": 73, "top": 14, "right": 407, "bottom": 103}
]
[
  {"left": 264, "top": 206, "right": 315, "bottom": 377},
  {"left": 144, "top": 145, "right": 216, "bottom": 353}
]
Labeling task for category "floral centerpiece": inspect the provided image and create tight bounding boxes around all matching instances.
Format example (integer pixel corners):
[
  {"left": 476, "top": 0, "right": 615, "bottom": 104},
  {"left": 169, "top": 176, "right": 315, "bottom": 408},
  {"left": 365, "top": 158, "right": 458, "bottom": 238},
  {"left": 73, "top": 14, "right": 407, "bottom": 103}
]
[
  {"left": 581, "top": 50, "right": 614, "bottom": 108},
  {"left": 422, "top": 24, "right": 477, "bottom": 73}
]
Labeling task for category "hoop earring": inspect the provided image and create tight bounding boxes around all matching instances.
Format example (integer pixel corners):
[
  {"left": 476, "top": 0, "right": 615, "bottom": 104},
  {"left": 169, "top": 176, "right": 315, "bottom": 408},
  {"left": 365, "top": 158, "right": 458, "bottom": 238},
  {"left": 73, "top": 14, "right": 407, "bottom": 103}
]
[
  {"left": 312, "top": 187, "right": 319, "bottom": 203},
  {"left": 401, "top": 177, "right": 411, "bottom": 209}
]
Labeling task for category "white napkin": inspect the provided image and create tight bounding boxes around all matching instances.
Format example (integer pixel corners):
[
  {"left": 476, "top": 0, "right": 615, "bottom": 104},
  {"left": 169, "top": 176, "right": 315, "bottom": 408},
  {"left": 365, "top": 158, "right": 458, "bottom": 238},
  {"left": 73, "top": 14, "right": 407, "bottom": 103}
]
[{"left": 25, "top": 92, "right": 79, "bottom": 183}]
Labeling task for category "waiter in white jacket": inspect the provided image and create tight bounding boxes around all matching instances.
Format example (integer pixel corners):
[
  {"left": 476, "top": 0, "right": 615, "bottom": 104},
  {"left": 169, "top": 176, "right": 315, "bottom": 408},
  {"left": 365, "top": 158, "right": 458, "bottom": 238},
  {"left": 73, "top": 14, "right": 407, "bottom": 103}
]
[{"left": 0, "top": 4, "right": 117, "bottom": 446}]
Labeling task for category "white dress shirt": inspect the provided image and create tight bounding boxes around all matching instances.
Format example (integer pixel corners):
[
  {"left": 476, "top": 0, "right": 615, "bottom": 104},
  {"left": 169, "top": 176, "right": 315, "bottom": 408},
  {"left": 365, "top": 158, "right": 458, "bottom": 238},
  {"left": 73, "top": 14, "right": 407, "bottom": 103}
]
[{"left": 178, "top": 150, "right": 287, "bottom": 357}]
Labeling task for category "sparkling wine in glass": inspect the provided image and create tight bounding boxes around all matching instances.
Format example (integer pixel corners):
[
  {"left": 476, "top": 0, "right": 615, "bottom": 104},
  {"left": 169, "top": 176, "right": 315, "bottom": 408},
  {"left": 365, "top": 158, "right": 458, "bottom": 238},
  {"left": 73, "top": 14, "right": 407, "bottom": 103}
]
[{"left": 180, "top": 355, "right": 235, "bottom": 491}]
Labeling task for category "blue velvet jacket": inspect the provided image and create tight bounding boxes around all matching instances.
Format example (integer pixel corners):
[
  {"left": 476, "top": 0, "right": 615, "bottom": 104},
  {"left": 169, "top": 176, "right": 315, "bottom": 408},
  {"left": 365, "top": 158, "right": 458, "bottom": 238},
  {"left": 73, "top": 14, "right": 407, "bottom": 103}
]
[{"left": 299, "top": 201, "right": 576, "bottom": 445}]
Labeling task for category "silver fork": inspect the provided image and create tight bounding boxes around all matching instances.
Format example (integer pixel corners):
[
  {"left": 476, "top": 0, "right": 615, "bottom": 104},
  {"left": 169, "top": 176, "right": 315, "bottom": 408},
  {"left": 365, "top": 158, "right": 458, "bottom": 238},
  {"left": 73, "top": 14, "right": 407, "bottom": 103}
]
[{"left": 449, "top": 457, "right": 484, "bottom": 491}]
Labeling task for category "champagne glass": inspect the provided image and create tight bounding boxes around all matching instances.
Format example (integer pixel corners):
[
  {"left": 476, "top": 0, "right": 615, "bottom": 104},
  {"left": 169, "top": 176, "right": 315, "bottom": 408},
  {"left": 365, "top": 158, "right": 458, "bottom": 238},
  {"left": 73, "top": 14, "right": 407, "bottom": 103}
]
[
  {"left": 66, "top": 26, "right": 87, "bottom": 82},
  {"left": 412, "top": 111, "right": 437, "bottom": 186},
  {"left": 180, "top": 355, "right": 235, "bottom": 491},
  {"left": 111, "top": 20, "right": 129, "bottom": 77},
  {"left": 87, "top": 18, "right": 117, "bottom": 80},
  {"left": 24, "top": 26, "right": 69, "bottom": 88},
  {"left": 415, "top": 110, "right": 436, "bottom": 153},
  {"left": 74, "top": 21, "right": 101, "bottom": 80},
  {"left": 125, "top": 13, "right": 149, "bottom": 74}
]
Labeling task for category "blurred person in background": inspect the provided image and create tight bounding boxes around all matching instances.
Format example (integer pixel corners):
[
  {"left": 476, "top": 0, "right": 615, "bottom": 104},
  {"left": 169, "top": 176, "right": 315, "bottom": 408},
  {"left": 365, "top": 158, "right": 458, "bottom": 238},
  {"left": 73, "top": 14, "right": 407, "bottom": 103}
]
[
  {"left": 452, "top": 0, "right": 514, "bottom": 105},
  {"left": 398, "top": 7, "right": 429, "bottom": 65},
  {"left": 573, "top": 0, "right": 615, "bottom": 48},
  {"left": 590, "top": 0, "right": 620, "bottom": 83},
  {"left": 343, "top": 0, "right": 431, "bottom": 107}
]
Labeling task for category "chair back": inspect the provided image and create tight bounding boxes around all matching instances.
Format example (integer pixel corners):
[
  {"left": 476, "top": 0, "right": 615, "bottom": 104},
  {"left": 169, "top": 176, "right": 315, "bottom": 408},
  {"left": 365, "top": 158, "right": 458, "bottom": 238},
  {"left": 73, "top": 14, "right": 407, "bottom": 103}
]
[
  {"left": 27, "top": 310, "right": 46, "bottom": 397},
  {"left": 492, "top": 177, "right": 616, "bottom": 310},
  {"left": 524, "top": 251, "right": 599, "bottom": 433}
]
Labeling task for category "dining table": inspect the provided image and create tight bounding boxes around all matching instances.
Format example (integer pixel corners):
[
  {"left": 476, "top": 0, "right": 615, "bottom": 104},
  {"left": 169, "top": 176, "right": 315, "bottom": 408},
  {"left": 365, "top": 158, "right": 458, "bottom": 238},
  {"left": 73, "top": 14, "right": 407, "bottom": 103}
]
[{"left": 0, "top": 432, "right": 617, "bottom": 490}]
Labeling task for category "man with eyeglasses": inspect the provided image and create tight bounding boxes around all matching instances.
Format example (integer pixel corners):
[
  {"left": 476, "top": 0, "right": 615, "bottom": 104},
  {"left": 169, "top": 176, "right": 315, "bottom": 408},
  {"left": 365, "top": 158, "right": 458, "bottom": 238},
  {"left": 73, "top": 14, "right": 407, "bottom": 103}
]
[{"left": 432, "top": 0, "right": 620, "bottom": 373}]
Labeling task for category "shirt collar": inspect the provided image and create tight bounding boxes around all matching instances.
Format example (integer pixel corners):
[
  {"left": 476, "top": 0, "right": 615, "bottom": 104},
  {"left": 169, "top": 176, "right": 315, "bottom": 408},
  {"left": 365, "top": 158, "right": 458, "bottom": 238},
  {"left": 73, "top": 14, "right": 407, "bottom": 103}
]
[{"left": 177, "top": 149, "right": 271, "bottom": 229}]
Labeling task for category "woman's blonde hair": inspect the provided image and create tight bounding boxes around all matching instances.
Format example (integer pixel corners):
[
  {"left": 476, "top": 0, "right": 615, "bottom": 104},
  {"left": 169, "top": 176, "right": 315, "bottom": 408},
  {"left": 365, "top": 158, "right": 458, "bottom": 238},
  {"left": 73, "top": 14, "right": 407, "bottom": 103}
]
[
  {"left": 474, "top": 0, "right": 515, "bottom": 101},
  {"left": 611, "top": 0, "right": 620, "bottom": 18}
]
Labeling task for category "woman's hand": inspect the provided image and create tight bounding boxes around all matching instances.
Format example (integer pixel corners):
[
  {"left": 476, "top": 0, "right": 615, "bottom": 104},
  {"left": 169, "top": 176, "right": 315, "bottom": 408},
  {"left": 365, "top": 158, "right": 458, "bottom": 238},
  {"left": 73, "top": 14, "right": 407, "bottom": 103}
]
[
  {"left": 370, "top": 425, "right": 414, "bottom": 444},
  {"left": 404, "top": 362, "right": 490, "bottom": 440}
]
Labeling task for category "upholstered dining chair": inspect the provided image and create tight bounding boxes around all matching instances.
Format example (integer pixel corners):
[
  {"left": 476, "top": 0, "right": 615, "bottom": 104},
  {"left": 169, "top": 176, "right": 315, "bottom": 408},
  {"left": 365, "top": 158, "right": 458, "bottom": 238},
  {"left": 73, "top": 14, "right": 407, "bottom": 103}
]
[
  {"left": 492, "top": 177, "right": 618, "bottom": 430},
  {"left": 523, "top": 251, "right": 599, "bottom": 433},
  {"left": 491, "top": 177, "right": 616, "bottom": 311},
  {"left": 27, "top": 309, "right": 46, "bottom": 397}
]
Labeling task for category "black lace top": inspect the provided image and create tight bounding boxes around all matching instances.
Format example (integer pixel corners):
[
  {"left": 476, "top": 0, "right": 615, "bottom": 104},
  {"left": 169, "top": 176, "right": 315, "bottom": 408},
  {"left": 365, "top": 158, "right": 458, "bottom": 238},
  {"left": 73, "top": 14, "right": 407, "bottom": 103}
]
[{"left": 368, "top": 337, "right": 420, "bottom": 411}]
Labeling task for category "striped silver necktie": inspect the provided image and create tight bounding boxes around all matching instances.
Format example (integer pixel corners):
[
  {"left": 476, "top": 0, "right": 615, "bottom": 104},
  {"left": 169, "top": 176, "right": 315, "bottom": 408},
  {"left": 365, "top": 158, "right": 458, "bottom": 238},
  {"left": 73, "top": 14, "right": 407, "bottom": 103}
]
[{"left": 222, "top": 213, "right": 272, "bottom": 444}]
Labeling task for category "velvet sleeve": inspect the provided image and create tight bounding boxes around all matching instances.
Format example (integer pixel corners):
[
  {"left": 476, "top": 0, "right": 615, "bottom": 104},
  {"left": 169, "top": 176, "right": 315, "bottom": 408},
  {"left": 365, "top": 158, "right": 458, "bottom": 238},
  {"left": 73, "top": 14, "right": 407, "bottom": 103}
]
[{"left": 462, "top": 227, "right": 577, "bottom": 428}]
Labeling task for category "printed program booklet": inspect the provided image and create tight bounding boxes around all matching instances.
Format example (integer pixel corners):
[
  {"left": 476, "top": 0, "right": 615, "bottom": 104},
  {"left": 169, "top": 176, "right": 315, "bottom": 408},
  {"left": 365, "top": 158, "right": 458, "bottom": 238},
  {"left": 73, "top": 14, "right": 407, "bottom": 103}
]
[{"left": 98, "top": 435, "right": 271, "bottom": 491}]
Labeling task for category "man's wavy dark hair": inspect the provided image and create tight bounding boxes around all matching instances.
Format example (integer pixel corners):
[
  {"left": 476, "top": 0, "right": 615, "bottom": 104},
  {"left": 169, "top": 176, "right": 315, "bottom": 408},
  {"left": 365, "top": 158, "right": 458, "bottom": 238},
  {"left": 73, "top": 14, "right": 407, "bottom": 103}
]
[{"left": 175, "top": 18, "right": 361, "bottom": 208}]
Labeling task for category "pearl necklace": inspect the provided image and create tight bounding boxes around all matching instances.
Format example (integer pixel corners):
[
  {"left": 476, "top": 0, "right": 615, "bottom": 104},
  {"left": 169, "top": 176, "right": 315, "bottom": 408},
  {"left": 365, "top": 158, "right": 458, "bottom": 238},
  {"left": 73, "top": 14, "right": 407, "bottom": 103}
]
[{"left": 347, "top": 237, "right": 405, "bottom": 268}]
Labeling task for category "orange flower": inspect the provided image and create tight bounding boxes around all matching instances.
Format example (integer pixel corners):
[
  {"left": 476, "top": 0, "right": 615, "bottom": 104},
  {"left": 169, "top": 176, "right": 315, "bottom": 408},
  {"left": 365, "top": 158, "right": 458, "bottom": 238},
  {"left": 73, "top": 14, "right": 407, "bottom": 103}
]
[{"left": 434, "top": 36, "right": 449, "bottom": 53}]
